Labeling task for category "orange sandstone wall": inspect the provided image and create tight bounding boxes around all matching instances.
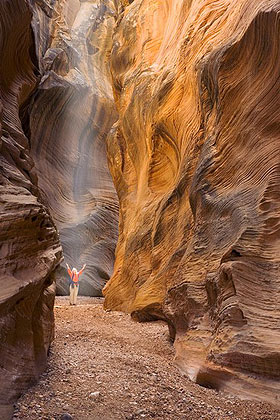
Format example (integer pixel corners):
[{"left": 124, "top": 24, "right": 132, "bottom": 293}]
[{"left": 104, "top": 0, "right": 280, "bottom": 404}]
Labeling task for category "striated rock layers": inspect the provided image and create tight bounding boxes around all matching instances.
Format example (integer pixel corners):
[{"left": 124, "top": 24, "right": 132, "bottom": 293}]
[
  {"left": 26, "top": 0, "right": 119, "bottom": 296},
  {"left": 0, "top": 0, "right": 118, "bottom": 414},
  {"left": 103, "top": 0, "right": 280, "bottom": 405},
  {"left": 0, "top": 0, "right": 62, "bottom": 416}
]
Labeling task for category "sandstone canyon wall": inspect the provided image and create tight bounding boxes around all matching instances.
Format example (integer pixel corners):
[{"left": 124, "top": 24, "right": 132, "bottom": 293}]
[
  {"left": 1, "top": 0, "right": 280, "bottom": 413},
  {"left": 0, "top": 0, "right": 62, "bottom": 416},
  {"left": 103, "top": 0, "right": 280, "bottom": 405},
  {"left": 0, "top": 0, "right": 118, "bottom": 415}
]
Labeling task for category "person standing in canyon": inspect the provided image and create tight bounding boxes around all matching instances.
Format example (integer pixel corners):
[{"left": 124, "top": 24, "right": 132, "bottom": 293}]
[{"left": 66, "top": 263, "right": 86, "bottom": 305}]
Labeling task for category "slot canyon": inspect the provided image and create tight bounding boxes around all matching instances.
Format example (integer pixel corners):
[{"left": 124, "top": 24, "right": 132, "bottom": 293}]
[{"left": 0, "top": 0, "right": 280, "bottom": 419}]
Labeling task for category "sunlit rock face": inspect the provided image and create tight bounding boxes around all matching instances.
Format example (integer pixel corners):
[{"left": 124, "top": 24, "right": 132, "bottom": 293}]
[
  {"left": 104, "top": 0, "right": 280, "bottom": 404},
  {"left": 0, "top": 0, "right": 62, "bottom": 415},
  {"left": 26, "top": 0, "right": 119, "bottom": 296}
]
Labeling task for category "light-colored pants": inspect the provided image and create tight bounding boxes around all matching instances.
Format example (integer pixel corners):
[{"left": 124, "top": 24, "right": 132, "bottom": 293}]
[{"left": 69, "top": 284, "right": 79, "bottom": 305}]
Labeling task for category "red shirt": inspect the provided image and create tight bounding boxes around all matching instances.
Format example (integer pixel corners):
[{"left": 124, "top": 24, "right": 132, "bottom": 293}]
[{"left": 68, "top": 267, "right": 85, "bottom": 283}]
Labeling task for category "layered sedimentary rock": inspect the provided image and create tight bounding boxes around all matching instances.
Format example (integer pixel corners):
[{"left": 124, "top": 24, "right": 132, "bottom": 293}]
[
  {"left": 0, "top": 0, "right": 118, "bottom": 414},
  {"left": 26, "top": 0, "right": 119, "bottom": 296},
  {"left": 104, "top": 0, "right": 280, "bottom": 405},
  {"left": 0, "top": 0, "right": 62, "bottom": 416}
]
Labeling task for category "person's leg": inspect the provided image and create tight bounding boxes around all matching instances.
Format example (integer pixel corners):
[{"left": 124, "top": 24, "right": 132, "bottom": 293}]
[
  {"left": 69, "top": 285, "right": 74, "bottom": 305},
  {"left": 73, "top": 284, "right": 79, "bottom": 305}
]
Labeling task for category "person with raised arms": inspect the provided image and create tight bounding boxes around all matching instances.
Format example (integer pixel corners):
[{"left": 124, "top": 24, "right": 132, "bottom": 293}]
[{"left": 66, "top": 263, "right": 86, "bottom": 305}]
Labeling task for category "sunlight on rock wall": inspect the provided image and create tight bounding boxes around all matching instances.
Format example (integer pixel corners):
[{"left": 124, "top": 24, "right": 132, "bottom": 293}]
[
  {"left": 104, "top": 0, "right": 280, "bottom": 405},
  {"left": 26, "top": 0, "right": 119, "bottom": 296},
  {"left": 0, "top": 0, "right": 119, "bottom": 413}
]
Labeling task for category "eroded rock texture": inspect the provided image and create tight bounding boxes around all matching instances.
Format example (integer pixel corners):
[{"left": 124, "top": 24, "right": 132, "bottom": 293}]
[
  {"left": 0, "top": 0, "right": 62, "bottom": 416},
  {"left": 26, "top": 0, "right": 119, "bottom": 296},
  {"left": 0, "top": 0, "right": 118, "bottom": 414},
  {"left": 104, "top": 0, "right": 280, "bottom": 405}
]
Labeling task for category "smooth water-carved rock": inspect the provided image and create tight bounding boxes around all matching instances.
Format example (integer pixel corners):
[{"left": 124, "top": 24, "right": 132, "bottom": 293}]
[
  {"left": 2, "top": 0, "right": 280, "bottom": 411},
  {"left": 104, "top": 0, "right": 280, "bottom": 405},
  {"left": 0, "top": 0, "right": 118, "bottom": 413},
  {"left": 26, "top": 0, "right": 119, "bottom": 296},
  {"left": 0, "top": 0, "right": 62, "bottom": 414}
]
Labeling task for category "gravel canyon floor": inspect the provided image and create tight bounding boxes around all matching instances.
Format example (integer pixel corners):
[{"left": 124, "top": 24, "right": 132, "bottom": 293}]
[{"left": 13, "top": 297, "right": 280, "bottom": 420}]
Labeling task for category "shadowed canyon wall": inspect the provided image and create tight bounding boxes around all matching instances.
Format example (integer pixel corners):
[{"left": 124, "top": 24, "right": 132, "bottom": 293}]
[
  {"left": 0, "top": 0, "right": 118, "bottom": 415},
  {"left": 0, "top": 0, "right": 62, "bottom": 416},
  {"left": 103, "top": 0, "right": 280, "bottom": 405},
  {"left": 26, "top": 0, "right": 119, "bottom": 296}
]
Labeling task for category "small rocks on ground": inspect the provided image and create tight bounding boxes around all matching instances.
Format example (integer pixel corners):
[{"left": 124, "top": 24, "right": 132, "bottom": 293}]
[{"left": 89, "top": 391, "right": 101, "bottom": 399}]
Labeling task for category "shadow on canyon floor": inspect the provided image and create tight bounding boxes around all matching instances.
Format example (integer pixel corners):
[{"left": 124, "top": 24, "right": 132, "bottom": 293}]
[{"left": 13, "top": 297, "right": 280, "bottom": 420}]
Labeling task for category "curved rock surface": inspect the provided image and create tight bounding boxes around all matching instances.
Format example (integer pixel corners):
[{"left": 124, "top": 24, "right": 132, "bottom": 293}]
[
  {"left": 26, "top": 0, "right": 119, "bottom": 296},
  {"left": 0, "top": 0, "right": 118, "bottom": 414},
  {"left": 2, "top": 0, "right": 280, "bottom": 412},
  {"left": 103, "top": 0, "right": 280, "bottom": 405},
  {"left": 0, "top": 0, "right": 62, "bottom": 416}
]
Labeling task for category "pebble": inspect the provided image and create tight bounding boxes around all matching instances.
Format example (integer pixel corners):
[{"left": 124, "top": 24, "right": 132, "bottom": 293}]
[
  {"left": 89, "top": 391, "right": 101, "bottom": 399},
  {"left": 61, "top": 414, "right": 73, "bottom": 420}
]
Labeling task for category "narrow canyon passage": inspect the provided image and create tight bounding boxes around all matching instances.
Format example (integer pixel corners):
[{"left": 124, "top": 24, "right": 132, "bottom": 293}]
[{"left": 13, "top": 298, "right": 280, "bottom": 420}]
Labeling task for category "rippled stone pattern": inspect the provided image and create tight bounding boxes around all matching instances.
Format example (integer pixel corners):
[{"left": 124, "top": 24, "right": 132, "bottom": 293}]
[
  {"left": 104, "top": 0, "right": 280, "bottom": 404},
  {"left": 26, "top": 0, "right": 119, "bottom": 296},
  {"left": 0, "top": 0, "right": 62, "bottom": 416}
]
